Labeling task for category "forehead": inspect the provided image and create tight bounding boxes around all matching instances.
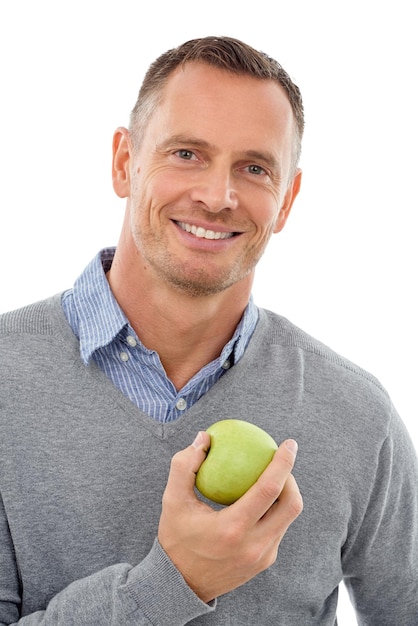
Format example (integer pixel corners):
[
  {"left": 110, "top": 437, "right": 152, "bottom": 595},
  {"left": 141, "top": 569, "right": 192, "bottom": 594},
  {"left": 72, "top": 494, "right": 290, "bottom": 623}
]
[{"left": 149, "top": 62, "right": 295, "bottom": 155}]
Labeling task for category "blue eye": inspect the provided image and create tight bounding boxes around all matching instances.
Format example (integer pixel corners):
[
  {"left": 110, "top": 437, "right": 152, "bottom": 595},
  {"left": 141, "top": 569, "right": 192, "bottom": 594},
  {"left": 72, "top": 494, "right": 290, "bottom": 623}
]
[
  {"left": 176, "top": 149, "right": 196, "bottom": 160},
  {"left": 247, "top": 164, "right": 266, "bottom": 175}
]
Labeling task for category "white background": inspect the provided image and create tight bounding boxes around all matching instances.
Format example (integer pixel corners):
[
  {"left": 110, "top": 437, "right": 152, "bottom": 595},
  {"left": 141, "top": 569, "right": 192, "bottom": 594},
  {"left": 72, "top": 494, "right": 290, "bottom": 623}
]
[{"left": 1, "top": 2, "right": 416, "bottom": 623}]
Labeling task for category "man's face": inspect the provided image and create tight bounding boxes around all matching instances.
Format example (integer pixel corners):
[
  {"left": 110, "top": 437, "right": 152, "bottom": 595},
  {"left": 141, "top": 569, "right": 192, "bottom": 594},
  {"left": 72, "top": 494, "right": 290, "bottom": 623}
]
[{"left": 118, "top": 62, "right": 300, "bottom": 297}]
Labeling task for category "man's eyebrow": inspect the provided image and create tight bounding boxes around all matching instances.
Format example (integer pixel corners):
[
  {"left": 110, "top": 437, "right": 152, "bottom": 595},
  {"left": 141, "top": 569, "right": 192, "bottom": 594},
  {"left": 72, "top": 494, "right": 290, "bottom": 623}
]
[
  {"left": 242, "top": 150, "right": 279, "bottom": 170},
  {"left": 156, "top": 135, "right": 214, "bottom": 151}
]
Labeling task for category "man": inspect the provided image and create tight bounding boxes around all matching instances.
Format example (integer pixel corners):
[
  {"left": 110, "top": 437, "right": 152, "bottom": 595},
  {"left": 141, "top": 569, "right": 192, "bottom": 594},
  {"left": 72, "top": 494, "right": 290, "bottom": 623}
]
[{"left": 0, "top": 36, "right": 416, "bottom": 625}]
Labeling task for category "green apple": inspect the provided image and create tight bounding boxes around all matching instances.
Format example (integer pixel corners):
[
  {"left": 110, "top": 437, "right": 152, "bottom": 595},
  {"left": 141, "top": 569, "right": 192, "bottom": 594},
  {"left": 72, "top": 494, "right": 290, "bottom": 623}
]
[{"left": 195, "top": 419, "right": 278, "bottom": 505}]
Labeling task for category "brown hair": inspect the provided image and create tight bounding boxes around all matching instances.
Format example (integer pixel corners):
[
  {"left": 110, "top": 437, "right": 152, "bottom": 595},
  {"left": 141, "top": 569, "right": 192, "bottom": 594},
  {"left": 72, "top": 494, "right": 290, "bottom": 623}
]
[{"left": 129, "top": 36, "right": 304, "bottom": 170}]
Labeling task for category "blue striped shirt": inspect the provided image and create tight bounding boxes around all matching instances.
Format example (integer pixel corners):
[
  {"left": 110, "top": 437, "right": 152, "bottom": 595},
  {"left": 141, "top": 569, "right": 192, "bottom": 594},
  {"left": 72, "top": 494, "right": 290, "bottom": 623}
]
[{"left": 61, "top": 248, "right": 258, "bottom": 422}]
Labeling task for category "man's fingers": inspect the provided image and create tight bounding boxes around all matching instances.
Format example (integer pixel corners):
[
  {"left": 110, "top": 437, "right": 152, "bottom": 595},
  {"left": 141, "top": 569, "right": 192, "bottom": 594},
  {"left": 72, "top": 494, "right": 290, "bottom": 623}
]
[
  {"left": 229, "top": 439, "right": 300, "bottom": 526},
  {"left": 261, "top": 472, "right": 303, "bottom": 532}
]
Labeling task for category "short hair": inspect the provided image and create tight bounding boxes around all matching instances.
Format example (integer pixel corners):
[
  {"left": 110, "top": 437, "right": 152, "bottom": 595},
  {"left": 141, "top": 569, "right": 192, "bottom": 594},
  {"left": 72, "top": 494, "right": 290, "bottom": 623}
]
[{"left": 129, "top": 36, "right": 304, "bottom": 172}]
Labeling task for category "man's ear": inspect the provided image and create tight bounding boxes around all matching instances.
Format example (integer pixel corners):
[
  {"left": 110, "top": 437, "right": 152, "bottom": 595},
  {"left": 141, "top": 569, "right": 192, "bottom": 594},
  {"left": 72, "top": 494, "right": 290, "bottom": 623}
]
[
  {"left": 274, "top": 169, "right": 302, "bottom": 233},
  {"left": 112, "top": 127, "right": 132, "bottom": 198}
]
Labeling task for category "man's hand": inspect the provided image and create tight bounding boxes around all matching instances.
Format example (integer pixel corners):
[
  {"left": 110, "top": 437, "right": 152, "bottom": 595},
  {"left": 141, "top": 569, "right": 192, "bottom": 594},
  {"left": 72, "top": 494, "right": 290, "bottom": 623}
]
[{"left": 158, "top": 431, "right": 303, "bottom": 603}]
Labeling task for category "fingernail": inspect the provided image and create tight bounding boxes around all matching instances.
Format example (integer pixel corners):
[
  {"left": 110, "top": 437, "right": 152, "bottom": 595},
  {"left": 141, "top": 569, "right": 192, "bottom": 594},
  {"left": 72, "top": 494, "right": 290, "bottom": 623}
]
[
  {"left": 192, "top": 431, "right": 205, "bottom": 449},
  {"left": 285, "top": 439, "right": 298, "bottom": 455}
]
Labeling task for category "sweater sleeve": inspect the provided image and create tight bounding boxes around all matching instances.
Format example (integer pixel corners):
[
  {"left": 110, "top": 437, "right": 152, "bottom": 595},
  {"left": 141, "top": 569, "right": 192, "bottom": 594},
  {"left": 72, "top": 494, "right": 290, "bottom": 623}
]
[
  {"left": 0, "top": 533, "right": 215, "bottom": 626},
  {"left": 341, "top": 405, "right": 418, "bottom": 625}
]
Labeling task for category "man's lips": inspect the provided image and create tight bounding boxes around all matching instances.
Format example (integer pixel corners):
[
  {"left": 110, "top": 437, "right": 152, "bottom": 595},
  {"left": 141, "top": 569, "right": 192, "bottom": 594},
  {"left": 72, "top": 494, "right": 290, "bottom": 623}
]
[{"left": 175, "top": 221, "right": 238, "bottom": 240}]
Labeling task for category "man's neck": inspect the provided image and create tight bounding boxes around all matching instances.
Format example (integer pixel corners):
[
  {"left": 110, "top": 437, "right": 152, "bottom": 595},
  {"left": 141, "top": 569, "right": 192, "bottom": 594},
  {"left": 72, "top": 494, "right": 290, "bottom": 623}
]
[{"left": 107, "top": 267, "right": 252, "bottom": 391}]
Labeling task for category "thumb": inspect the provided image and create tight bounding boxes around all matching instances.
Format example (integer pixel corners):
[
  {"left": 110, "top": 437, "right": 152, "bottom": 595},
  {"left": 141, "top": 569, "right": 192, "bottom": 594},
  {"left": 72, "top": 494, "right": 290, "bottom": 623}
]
[
  {"left": 191, "top": 430, "right": 211, "bottom": 455},
  {"left": 165, "top": 431, "right": 211, "bottom": 498}
]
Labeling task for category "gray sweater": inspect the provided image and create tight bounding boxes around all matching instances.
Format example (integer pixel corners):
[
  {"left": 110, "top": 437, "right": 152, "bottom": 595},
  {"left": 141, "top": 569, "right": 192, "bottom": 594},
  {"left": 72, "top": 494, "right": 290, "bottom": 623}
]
[{"left": 0, "top": 294, "right": 417, "bottom": 625}]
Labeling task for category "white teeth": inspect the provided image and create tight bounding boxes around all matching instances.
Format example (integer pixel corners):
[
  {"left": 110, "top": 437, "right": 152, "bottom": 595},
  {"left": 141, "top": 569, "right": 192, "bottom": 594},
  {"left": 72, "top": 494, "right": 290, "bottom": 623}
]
[{"left": 177, "top": 222, "right": 234, "bottom": 240}]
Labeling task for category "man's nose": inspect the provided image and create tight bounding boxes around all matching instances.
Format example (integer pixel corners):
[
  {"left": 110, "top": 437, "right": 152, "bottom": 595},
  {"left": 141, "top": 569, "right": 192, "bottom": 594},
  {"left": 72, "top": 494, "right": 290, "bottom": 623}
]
[{"left": 189, "top": 166, "right": 239, "bottom": 213}]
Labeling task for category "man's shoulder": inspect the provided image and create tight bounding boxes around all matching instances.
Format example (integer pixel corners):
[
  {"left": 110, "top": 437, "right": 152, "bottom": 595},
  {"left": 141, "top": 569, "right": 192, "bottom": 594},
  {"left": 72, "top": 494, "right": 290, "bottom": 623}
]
[
  {"left": 0, "top": 294, "right": 64, "bottom": 338},
  {"left": 257, "top": 307, "right": 388, "bottom": 397},
  {"left": 0, "top": 293, "right": 81, "bottom": 388}
]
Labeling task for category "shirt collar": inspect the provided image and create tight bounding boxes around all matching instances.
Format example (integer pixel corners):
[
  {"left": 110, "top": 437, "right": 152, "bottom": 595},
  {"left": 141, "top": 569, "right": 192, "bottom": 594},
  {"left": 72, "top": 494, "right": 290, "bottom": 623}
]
[
  {"left": 219, "top": 295, "right": 258, "bottom": 366},
  {"left": 72, "top": 248, "right": 128, "bottom": 364},
  {"left": 70, "top": 247, "right": 258, "bottom": 366}
]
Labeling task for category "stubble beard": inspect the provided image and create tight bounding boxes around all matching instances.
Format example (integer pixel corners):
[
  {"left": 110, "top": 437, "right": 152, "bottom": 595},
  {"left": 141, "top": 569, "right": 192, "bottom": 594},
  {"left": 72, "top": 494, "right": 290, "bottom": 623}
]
[{"left": 133, "top": 226, "right": 262, "bottom": 298}]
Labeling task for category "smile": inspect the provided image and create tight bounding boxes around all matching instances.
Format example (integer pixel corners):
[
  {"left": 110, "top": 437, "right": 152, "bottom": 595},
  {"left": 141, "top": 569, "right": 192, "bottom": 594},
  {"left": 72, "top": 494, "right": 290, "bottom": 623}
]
[{"left": 176, "top": 221, "right": 235, "bottom": 240}]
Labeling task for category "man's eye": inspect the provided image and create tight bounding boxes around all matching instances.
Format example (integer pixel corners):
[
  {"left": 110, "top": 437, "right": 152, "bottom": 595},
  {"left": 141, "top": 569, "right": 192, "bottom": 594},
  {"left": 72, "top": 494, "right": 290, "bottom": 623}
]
[
  {"left": 247, "top": 164, "right": 267, "bottom": 176},
  {"left": 176, "top": 149, "right": 196, "bottom": 160}
]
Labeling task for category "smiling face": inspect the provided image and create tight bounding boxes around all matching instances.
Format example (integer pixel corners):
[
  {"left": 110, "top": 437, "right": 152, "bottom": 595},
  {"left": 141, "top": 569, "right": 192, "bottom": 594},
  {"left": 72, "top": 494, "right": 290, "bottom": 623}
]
[{"left": 112, "top": 62, "right": 301, "bottom": 298}]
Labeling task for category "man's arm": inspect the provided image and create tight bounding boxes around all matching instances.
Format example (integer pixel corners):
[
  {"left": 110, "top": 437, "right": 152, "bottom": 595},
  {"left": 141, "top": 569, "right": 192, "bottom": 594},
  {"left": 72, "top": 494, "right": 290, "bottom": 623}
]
[
  {"left": 342, "top": 407, "right": 418, "bottom": 625},
  {"left": 0, "top": 496, "right": 211, "bottom": 626}
]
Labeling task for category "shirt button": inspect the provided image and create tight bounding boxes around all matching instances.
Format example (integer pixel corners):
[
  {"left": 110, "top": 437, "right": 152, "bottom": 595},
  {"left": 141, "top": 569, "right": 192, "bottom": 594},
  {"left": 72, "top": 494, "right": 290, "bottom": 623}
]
[
  {"left": 120, "top": 351, "right": 129, "bottom": 362},
  {"left": 126, "top": 335, "right": 137, "bottom": 347},
  {"left": 176, "top": 398, "right": 187, "bottom": 411},
  {"left": 222, "top": 359, "right": 231, "bottom": 370}
]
